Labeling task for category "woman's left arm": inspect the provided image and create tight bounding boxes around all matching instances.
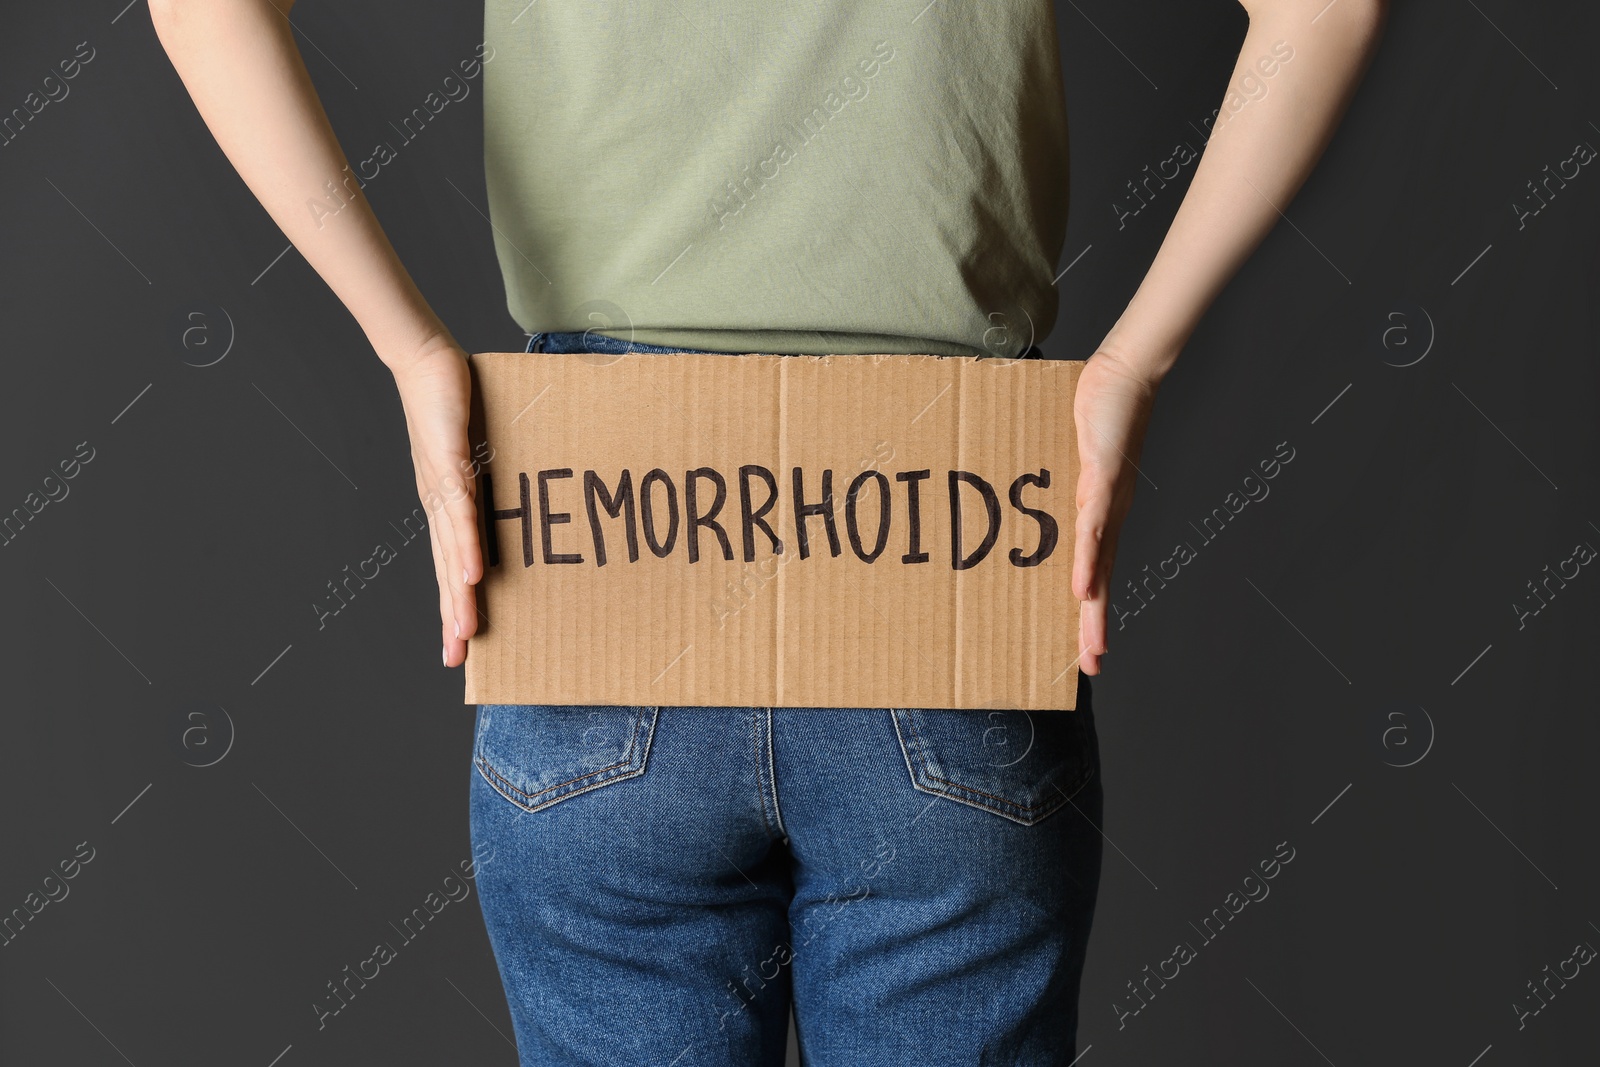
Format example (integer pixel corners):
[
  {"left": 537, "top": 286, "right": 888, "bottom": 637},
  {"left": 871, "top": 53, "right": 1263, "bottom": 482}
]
[{"left": 1073, "top": 0, "right": 1389, "bottom": 675}]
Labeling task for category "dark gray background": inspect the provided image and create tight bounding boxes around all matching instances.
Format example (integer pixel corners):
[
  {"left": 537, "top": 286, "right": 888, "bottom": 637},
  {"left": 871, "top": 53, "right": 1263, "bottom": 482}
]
[{"left": 3, "top": 1, "right": 1596, "bottom": 1064}]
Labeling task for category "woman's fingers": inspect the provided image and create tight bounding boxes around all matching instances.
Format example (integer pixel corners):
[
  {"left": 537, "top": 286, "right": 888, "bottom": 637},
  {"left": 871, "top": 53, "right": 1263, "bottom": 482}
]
[
  {"left": 1069, "top": 349, "right": 1161, "bottom": 677},
  {"left": 422, "top": 459, "right": 483, "bottom": 666},
  {"left": 1080, "top": 601, "right": 1105, "bottom": 676},
  {"left": 1073, "top": 478, "right": 1108, "bottom": 604},
  {"left": 390, "top": 341, "right": 480, "bottom": 669},
  {"left": 1074, "top": 396, "right": 1122, "bottom": 671},
  {"left": 1074, "top": 480, "right": 1112, "bottom": 674},
  {"left": 426, "top": 513, "right": 463, "bottom": 666},
  {"left": 438, "top": 464, "right": 483, "bottom": 641}
]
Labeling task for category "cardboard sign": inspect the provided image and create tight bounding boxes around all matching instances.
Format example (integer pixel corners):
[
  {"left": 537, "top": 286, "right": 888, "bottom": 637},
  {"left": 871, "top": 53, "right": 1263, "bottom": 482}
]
[{"left": 463, "top": 351, "right": 1083, "bottom": 710}]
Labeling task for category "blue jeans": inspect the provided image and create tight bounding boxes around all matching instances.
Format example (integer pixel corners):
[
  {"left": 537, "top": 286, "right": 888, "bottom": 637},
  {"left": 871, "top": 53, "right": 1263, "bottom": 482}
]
[
  {"left": 525, "top": 330, "right": 1046, "bottom": 359},
  {"left": 474, "top": 330, "right": 1098, "bottom": 1065}
]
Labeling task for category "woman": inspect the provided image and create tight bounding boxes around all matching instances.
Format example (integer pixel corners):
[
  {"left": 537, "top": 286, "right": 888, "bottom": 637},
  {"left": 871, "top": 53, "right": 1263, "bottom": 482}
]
[{"left": 151, "top": 1, "right": 1387, "bottom": 1061}]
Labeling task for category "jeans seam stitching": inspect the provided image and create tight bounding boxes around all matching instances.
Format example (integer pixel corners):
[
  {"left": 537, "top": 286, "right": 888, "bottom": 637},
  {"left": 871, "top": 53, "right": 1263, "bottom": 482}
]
[
  {"left": 474, "top": 753, "right": 641, "bottom": 806},
  {"left": 764, "top": 709, "right": 787, "bottom": 839},
  {"left": 474, "top": 706, "right": 646, "bottom": 804},
  {"left": 474, "top": 758, "right": 645, "bottom": 814},
  {"left": 898, "top": 709, "right": 1076, "bottom": 820},
  {"left": 752, "top": 707, "right": 777, "bottom": 839}
]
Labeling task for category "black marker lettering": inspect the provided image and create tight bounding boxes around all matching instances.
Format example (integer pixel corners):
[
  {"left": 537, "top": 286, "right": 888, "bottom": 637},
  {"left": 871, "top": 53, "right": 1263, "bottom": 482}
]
[
  {"left": 536, "top": 469, "right": 582, "bottom": 564},
  {"left": 583, "top": 469, "right": 638, "bottom": 566},
  {"left": 639, "top": 468, "right": 680, "bottom": 558},
  {"left": 792, "top": 467, "right": 841, "bottom": 560},
  {"left": 479, "top": 470, "right": 500, "bottom": 567},
  {"left": 738, "top": 464, "right": 783, "bottom": 561},
  {"left": 949, "top": 470, "right": 1000, "bottom": 570},
  {"left": 845, "top": 470, "right": 891, "bottom": 563},
  {"left": 685, "top": 467, "right": 734, "bottom": 563},
  {"left": 896, "top": 469, "right": 930, "bottom": 563},
  {"left": 485, "top": 470, "right": 535, "bottom": 568},
  {"left": 1007, "top": 468, "right": 1058, "bottom": 567}
]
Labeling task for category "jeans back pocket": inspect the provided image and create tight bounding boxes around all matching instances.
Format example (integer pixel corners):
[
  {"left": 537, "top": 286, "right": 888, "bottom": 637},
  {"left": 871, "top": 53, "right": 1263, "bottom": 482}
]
[
  {"left": 890, "top": 707, "right": 1096, "bottom": 826},
  {"left": 474, "top": 704, "right": 660, "bottom": 814}
]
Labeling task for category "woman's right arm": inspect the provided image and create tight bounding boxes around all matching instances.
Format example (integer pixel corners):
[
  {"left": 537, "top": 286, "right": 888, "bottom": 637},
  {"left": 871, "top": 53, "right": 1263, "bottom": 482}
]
[{"left": 150, "top": 0, "right": 485, "bottom": 668}]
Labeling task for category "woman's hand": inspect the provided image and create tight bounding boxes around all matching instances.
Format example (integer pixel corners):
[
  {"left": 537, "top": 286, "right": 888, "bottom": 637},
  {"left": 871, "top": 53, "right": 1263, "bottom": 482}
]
[
  {"left": 149, "top": 0, "right": 501, "bottom": 671},
  {"left": 389, "top": 336, "right": 484, "bottom": 668},
  {"left": 1060, "top": 0, "right": 1386, "bottom": 677},
  {"left": 1071, "top": 347, "right": 1161, "bottom": 676}
]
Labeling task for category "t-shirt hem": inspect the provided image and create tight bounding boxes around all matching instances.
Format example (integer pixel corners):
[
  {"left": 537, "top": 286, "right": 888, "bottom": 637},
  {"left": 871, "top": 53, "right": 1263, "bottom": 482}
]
[{"left": 582, "top": 326, "right": 994, "bottom": 358}]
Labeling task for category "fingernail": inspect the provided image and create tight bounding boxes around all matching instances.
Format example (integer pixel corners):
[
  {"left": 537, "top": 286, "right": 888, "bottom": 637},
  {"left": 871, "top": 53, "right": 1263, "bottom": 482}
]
[
  {"left": 442, "top": 646, "right": 448, "bottom": 667},
  {"left": 455, "top": 620, "right": 461, "bottom": 639},
  {"left": 462, "top": 567, "right": 469, "bottom": 586}
]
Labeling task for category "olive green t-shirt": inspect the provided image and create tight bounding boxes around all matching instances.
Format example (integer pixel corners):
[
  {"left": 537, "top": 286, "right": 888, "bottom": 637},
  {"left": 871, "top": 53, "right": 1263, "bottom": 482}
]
[{"left": 482, "top": 2, "right": 1069, "bottom": 357}]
